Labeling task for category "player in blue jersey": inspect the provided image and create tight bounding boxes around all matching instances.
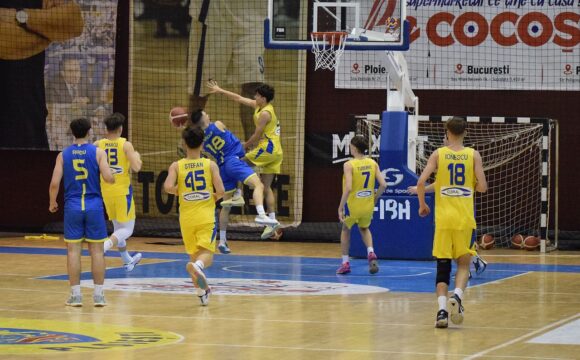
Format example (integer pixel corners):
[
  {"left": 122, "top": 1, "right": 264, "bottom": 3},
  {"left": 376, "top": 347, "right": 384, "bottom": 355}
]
[
  {"left": 49, "top": 118, "right": 115, "bottom": 307},
  {"left": 189, "top": 109, "right": 279, "bottom": 253}
]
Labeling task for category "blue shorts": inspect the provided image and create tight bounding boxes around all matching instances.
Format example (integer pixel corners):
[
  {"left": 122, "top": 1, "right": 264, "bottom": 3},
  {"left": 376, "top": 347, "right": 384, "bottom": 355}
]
[
  {"left": 64, "top": 208, "right": 108, "bottom": 242},
  {"left": 220, "top": 156, "right": 256, "bottom": 192}
]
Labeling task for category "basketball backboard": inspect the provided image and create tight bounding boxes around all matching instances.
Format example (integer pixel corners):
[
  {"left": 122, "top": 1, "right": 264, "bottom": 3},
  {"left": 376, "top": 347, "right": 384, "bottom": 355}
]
[{"left": 265, "top": 0, "right": 409, "bottom": 51}]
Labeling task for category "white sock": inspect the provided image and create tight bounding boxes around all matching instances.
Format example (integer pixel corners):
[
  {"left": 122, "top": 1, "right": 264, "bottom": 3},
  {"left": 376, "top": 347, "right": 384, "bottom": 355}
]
[
  {"left": 219, "top": 230, "right": 227, "bottom": 243},
  {"left": 268, "top": 212, "right": 276, "bottom": 220},
  {"left": 104, "top": 239, "right": 113, "bottom": 252},
  {"left": 120, "top": 251, "right": 133, "bottom": 264},
  {"left": 454, "top": 288, "right": 464, "bottom": 300},
  {"left": 195, "top": 260, "right": 205, "bottom": 270},
  {"left": 342, "top": 255, "right": 349, "bottom": 264},
  {"left": 234, "top": 189, "right": 242, "bottom": 198},
  {"left": 94, "top": 284, "right": 104, "bottom": 296},
  {"left": 71, "top": 285, "right": 81, "bottom": 296},
  {"left": 367, "top": 247, "right": 374, "bottom": 255},
  {"left": 256, "top": 205, "right": 266, "bottom": 216},
  {"left": 438, "top": 296, "right": 447, "bottom": 311}
]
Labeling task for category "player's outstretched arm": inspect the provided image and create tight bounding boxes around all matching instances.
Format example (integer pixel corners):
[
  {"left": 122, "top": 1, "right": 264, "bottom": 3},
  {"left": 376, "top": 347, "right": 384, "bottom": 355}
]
[
  {"left": 338, "top": 162, "right": 353, "bottom": 222},
  {"left": 97, "top": 148, "right": 115, "bottom": 184},
  {"left": 48, "top": 152, "right": 63, "bottom": 213},
  {"left": 417, "top": 150, "right": 438, "bottom": 217},
  {"left": 374, "top": 162, "right": 387, "bottom": 204},
  {"left": 163, "top": 162, "right": 178, "bottom": 195},
  {"left": 206, "top": 80, "right": 256, "bottom": 108},
  {"left": 124, "top": 141, "right": 142, "bottom": 172},
  {"left": 473, "top": 150, "right": 487, "bottom": 193},
  {"left": 210, "top": 161, "right": 225, "bottom": 201}
]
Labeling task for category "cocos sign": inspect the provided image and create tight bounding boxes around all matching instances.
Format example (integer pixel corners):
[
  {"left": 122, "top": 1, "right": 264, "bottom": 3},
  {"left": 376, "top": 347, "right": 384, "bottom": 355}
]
[{"left": 408, "top": 12, "right": 579, "bottom": 47}]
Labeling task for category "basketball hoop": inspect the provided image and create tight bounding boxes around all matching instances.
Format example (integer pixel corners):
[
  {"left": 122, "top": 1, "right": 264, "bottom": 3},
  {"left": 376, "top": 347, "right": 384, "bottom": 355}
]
[{"left": 310, "top": 31, "right": 348, "bottom": 71}]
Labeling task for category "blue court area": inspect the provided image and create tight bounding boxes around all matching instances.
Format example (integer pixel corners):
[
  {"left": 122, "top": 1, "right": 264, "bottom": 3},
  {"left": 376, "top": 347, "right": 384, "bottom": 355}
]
[{"left": 4, "top": 246, "right": 580, "bottom": 293}]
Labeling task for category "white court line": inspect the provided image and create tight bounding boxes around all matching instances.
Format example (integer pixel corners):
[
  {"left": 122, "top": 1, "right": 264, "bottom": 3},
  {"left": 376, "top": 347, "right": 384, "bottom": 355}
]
[
  {"left": 221, "top": 265, "right": 431, "bottom": 278},
  {"left": 464, "top": 313, "right": 580, "bottom": 360},
  {"left": 0, "top": 308, "right": 547, "bottom": 332},
  {"left": 468, "top": 271, "right": 531, "bottom": 289},
  {"left": 183, "top": 343, "right": 573, "bottom": 359},
  {"left": 482, "top": 254, "right": 580, "bottom": 258}
]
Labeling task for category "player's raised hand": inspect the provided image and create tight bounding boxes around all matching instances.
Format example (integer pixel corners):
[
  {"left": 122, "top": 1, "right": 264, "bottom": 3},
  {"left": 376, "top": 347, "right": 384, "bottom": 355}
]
[
  {"left": 206, "top": 79, "right": 222, "bottom": 94},
  {"left": 407, "top": 186, "right": 417, "bottom": 195},
  {"left": 418, "top": 204, "right": 430, "bottom": 217}
]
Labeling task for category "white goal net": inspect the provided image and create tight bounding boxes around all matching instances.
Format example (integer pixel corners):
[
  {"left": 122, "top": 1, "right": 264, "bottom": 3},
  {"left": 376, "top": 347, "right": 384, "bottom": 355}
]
[{"left": 357, "top": 115, "right": 555, "bottom": 249}]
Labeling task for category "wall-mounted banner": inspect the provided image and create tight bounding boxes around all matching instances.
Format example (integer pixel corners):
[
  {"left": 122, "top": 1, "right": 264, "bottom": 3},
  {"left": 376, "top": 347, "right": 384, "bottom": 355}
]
[{"left": 335, "top": 2, "right": 579, "bottom": 90}]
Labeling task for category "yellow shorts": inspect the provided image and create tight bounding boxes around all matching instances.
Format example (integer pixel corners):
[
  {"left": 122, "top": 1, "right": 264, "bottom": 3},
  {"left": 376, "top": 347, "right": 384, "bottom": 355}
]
[
  {"left": 103, "top": 194, "right": 136, "bottom": 223},
  {"left": 343, "top": 213, "right": 373, "bottom": 229},
  {"left": 246, "top": 147, "right": 283, "bottom": 174},
  {"left": 180, "top": 221, "right": 217, "bottom": 255},
  {"left": 432, "top": 228, "right": 477, "bottom": 259}
]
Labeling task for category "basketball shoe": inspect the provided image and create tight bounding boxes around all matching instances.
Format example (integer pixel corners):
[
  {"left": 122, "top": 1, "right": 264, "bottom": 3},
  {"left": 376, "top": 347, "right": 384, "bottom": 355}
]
[
  {"left": 336, "top": 262, "right": 351, "bottom": 274},
  {"left": 472, "top": 254, "right": 488, "bottom": 276},
  {"left": 124, "top": 252, "right": 142, "bottom": 272},
  {"left": 221, "top": 194, "right": 245, "bottom": 208},
  {"left": 187, "top": 262, "right": 209, "bottom": 290},
  {"left": 93, "top": 294, "right": 107, "bottom": 307},
  {"left": 368, "top": 252, "right": 379, "bottom": 274},
  {"left": 197, "top": 288, "right": 211, "bottom": 306},
  {"left": 449, "top": 294, "right": 464, "bottom": 324},
  {"left": 65, "top": 295, "right": 82, "bottom": 307},
  {"left": 261, "top": 223, "right": 280, "bottom": 240},
  {"left": 435, "top": 309, "right": 449, "bottom": 328},
  {"left": 218, "top": 241, "right": 231, "bottom": 254},
  {"left": 255, "top": 214, "right": 279, "bottom": 226}
]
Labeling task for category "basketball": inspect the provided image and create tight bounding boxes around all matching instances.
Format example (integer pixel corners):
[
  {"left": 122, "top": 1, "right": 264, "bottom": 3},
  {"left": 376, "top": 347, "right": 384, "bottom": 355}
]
[
  {"left": 169, "top": 107, "right": 188, "bottom": 128},
  {"left": 480, "top": 234, "right": 494, "bottom": 250},
  {"left": 511, "top": 234, "right": 524, "bottom": 249},
  {"left": 523, "top": 236, "right": 541, "bottom": 251}
]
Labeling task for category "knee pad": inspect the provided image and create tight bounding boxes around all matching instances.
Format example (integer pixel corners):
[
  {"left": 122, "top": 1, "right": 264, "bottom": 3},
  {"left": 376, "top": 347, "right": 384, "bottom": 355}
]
[
  {"left": 112, "top": 220, "right": 135, "bottom": 248},
  {"left": 436, "top": 259, "right": 452, "bottom": 286}
]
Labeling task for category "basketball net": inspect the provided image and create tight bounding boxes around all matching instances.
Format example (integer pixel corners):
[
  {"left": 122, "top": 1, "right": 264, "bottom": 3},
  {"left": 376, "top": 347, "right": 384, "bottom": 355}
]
[{"left": 311, "top": 32, "right": 348, "bottom": 71}]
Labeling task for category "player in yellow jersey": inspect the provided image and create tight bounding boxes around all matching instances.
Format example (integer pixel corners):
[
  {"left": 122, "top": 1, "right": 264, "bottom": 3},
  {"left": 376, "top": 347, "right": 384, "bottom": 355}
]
[
  {"left": 337, "top": 135, "right": 387, "bottom": 275},
  {"left": 416, "top": 117, "right": 487, "bottom": 328},
  {"left": 164, "top": 126, "right": 225, "bottom": 306},
  {"left": 206, "top": 80, "right": 282, "bottom": 239},
  {"left": 95, "top": 113, "right": 143, "bottom": 271}
]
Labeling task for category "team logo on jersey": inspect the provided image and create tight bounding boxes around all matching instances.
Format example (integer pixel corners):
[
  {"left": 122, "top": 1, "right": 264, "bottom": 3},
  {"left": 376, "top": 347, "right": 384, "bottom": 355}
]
[
  {"left": 440, "top": 186, "right": 472, "bottom": 197},
  {"left": 88, "top": 278, "right": 389, "bottom": 296},
  {"left": 110, "top": 165, "right": 123, "bottom": 175},
  {"left": 0, "top": 318, "right": 181, "bottom": 355},
  {"left": 356, "top": 190, "right": 373, "bottom": 198},
  {"left": 382, "top": 168, "right": 404, "bottom": 186},
  {"left": 183, "top": 191, "right": 210, "bottom": 201}
]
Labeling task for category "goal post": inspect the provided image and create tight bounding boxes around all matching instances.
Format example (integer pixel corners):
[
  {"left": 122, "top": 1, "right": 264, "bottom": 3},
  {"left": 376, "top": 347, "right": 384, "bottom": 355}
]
[{"left": 357, "top": 115, "right": 558, "bottom": 252}]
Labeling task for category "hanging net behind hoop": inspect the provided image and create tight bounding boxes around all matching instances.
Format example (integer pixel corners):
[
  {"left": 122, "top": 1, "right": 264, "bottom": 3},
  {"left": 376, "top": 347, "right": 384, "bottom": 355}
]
[{"left": 310, "top": 31, "right": 348, "bottom": 71}]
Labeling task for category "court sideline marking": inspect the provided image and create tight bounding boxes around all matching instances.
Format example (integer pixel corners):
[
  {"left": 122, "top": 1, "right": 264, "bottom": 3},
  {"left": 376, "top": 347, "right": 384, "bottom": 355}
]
[{"left": 464, "top": 313, "right": 580, "bottom": 360}]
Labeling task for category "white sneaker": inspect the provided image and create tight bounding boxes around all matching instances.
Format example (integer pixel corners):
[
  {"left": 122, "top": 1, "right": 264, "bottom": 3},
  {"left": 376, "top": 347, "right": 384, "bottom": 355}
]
[
  {"left": 93, "top": 294, "right": 107, "bottom": 307},
  {"left": 255, "top": 214, "right": 279, "bottom": 226},
  {"left": 187, "top": 262, "right": 209, "bottom": 290},
  {"left": 124, "top": 253, "right": 142, "bottom": 272},
  {"left": 197, "top": 288, "right": 211, "bottom": 306},
  {"left": 261, "top": 223, "right": 280, "bottom": 240},
  {"left": 65, "top": 294, "right": 82, "bottom": 307},
  {"left": 221, "top": 195, "right": 245, "bottom": 208},
  {"left": 218, "top": 242, "right": 231, "bottom": 254}
]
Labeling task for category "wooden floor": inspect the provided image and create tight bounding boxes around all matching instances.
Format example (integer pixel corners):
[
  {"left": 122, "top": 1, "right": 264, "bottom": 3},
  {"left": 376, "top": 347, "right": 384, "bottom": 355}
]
[{"left": 1, "top": 235, "right": 580, "bottom": 359}]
